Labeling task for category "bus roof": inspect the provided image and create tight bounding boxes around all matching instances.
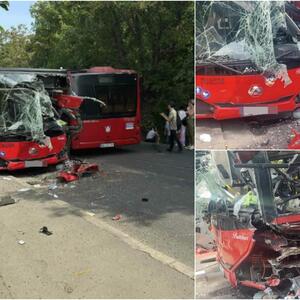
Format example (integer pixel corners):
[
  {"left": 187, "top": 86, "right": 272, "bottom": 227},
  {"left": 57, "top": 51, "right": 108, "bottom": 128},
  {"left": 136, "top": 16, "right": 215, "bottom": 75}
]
[
  {"left": 0, "top": 68, "right": 67, "bottom": 76},
  {"left": 71, "top": 66, "right": 137, "bottom": 75}
]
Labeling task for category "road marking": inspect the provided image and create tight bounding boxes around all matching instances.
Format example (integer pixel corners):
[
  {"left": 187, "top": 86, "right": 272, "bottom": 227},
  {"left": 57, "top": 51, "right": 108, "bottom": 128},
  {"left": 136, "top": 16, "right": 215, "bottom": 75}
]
[{"left": 53, "top": 199, "right": 194, "bottom": 280}]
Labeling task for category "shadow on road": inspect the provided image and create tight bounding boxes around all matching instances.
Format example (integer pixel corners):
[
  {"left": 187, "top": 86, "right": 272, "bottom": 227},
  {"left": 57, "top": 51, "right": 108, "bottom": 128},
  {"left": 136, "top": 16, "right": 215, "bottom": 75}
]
[{"left": 8, "top": 143, "right": 194, "bottom": 227}]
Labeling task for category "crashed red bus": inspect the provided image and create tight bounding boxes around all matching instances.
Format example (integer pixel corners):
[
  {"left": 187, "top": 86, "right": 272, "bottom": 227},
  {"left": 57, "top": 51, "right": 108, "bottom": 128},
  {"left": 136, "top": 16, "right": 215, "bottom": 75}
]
[
  {"left": 196, "top": 1, "right": 300, "bottom": 120},
  {"left": 0, "top": 66, "right": 141, "bottom": 171},
  {"left": 198, "top": 151, "right": 300, "bottom": 298},
  {"left": 69, "top": 66, "right": 141, "bottom": 150},
  {"left": 0, "top": 68, "right": 83, "bottom": 171}
]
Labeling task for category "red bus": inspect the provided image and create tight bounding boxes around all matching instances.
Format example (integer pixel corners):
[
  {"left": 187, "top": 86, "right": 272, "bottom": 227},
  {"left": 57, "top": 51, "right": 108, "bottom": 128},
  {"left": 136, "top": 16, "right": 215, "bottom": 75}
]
[
  {"left": 201, "top": 151, "right": 300, "bottom": 298},
  {"left": 196, "top": 2, "right": 300, "bottom": 120},
  {"left": 0, "top": 68, "right": 83, "bottom": 171},
  {"left": 69, "top": 67, "right": 141, "bottom": 149}
]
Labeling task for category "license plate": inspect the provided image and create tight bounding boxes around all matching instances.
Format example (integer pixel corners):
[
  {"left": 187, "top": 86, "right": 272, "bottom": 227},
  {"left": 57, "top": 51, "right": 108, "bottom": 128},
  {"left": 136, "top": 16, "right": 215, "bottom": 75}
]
[
  {"left": 126, "top": 122, "right": 134, "bottom": 130},
  {"left": 24, "top": 160, "right": 44, "bottom": 168},
  {"left": 100, "top": 143, "right": 114, "bottom": 148},
  {"left": 241, "top": 106, "right": 276, "bottom": 116}
]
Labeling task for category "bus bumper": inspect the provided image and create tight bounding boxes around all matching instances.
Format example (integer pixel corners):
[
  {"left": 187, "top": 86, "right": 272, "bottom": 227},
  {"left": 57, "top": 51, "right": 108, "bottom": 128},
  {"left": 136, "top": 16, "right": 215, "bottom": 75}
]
[
  {"left": 0, "top": 152, "right": 67, "bottom": 171},
  {"left": 196, "top": 95, "right": 298, "bottom": 120},
  {"left": 71, "top": 137, "right": 141, "bottom": 150}
]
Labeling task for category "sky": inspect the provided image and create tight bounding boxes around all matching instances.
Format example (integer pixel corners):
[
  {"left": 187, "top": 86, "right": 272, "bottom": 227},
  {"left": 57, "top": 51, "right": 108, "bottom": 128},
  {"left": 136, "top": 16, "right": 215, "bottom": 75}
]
[{"left": 0, "top": 1, "right": 35, "bottom": 30}]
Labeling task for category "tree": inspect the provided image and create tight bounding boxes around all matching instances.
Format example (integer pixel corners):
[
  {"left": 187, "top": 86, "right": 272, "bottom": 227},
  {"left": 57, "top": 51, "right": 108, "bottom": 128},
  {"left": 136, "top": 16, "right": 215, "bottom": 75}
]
[
  {"left": 29, "top": 1, "right": 194, "bottom": 129},
  {"left": 0, "top": 1, "right": 9, "bottom": 31},
  {"left": 0, "top": 25, "right": 33, "bottom": 67},
  {"left": 0, "top": 1, "right": 8, "bottom": 11}
]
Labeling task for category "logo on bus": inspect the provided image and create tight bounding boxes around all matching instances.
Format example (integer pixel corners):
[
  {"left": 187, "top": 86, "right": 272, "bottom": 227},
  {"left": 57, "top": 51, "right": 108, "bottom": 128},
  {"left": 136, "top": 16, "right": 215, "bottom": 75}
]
[
  {"left": 232, "top": 232, "right": 249, "bottom": 241},
  {"left": 105, "top": 126, "right": 111, "bottom": 133}
]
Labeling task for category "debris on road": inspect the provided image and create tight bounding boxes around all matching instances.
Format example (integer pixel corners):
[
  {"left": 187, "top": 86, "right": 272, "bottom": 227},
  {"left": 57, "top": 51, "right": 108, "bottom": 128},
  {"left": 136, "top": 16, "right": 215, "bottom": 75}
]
[
  {"left": 112, "top": 214, "right": 121, "bottom": 221},
  {"left": 260, "top": 139, "right": 270, "bottom": 147},
  {"left": 73, "top": 269, "right": 91, "bottom": 277},
  {"left": 64, "top": 284, "right": 73, "bottom": 294},
  {"left": 0, "top": 195, "right": 16, "bottom": 207},
  {"left": 48, "top": 183, "right": 58, "bottom": 190},
  {"left": 18, "top": 188, "right": 31, "bottom": 192},
  {"left": 195, "top": 270, "right": 206, "bottom": 277},
  {"left": 57, "top": 160, "right": 99, "bottom": 183},
  {"left": 142, "top": 198, "right": 149, "bottom": 202},
  {"left": 90, "top": 201, "right": 98, "bottom": 208},
  {"left": 197, "top": 117, "right": 300, "bottom": 149},
  {"left": 18, "top": 240, "right": 25, "bottom": 245},
  {"left": 48, "top": 192, "right": 58, "bottom": 199},
  {"left": 26, "top": 180, "right": 40, "bottom": 185},
  {"left": 39, "top": 226, "right": 53, "bottom": 236},
  {"left": 86, "top": 212, "right": 95, "bottom": 217},
  {"left": 199, "top": 133, "right": 211, "bottom": 143}
]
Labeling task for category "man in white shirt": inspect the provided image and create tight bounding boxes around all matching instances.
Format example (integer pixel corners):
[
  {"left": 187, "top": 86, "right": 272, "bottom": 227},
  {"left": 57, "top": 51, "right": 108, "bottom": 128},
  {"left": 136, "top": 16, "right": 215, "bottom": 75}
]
[
  {"left": 160, "top": 102, "right": 183, "bottom": 152},
  {"left": 145, "top": 127, "right": 160, "bottom": 144}
]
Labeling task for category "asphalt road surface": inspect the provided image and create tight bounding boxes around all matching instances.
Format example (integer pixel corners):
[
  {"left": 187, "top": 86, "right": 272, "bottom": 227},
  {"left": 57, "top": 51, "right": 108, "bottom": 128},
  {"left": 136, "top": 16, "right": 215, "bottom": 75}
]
[
  {"left": 12, "top": 142, "right": 194, "bottom": 269},
  {"left": 196, "top": 115, "right": 300, "bottom": 150}
]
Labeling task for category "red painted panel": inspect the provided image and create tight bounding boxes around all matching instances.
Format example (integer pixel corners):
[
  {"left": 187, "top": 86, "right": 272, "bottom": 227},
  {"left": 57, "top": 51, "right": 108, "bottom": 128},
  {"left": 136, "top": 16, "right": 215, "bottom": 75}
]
[
  {"left": 0, "top": 135, "right": 66, "bottom": 161},
  {"left": 211, "top": 225, "right": 256, "bottom": 269},
  {"left": 196, "top": 68, "right": 300, "bottom": 120},
  {"left": 71, "top": 117, "right": 141, "bottom": 149}
]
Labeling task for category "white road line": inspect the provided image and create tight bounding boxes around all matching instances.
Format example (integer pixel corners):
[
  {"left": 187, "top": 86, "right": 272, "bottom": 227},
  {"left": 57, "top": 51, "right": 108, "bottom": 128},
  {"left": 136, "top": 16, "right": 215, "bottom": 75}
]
[{"left": 53, "top": 199, "right": 194, "bottom": 280}]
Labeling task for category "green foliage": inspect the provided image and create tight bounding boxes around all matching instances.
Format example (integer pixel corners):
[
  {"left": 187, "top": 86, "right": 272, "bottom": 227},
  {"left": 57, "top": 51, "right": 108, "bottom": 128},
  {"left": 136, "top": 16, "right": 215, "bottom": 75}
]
[
  {"left": 0, "top": 1, "right": 9, "bottom": 11},
  {"left": 30, "top": 1, "right": 194, "bottom": 130},
  {"left": 0, "top": 25, "right": 33, "bottom": 67},
  {"left": 0, "top": 1, "right": 9, "bottom": 31}
]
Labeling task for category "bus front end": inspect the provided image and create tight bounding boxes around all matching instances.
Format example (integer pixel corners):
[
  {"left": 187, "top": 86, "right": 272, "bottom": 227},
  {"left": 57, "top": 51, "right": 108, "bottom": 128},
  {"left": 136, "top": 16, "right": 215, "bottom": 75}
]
[
  {"left": 0, "top": 69, "right": 69, "bottom": 171},
  {"left": 196, "top": 1, "right": 300, "bottom": 120},
  {"left": 70, "top": 67, "right": 141, "bottom": 149}
]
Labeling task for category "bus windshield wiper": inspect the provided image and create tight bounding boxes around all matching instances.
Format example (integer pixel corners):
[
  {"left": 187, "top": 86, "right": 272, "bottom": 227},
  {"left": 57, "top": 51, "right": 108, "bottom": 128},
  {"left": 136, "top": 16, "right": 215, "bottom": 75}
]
[{"left": 83, "top": 96, "right": 106, "bottom": 107}]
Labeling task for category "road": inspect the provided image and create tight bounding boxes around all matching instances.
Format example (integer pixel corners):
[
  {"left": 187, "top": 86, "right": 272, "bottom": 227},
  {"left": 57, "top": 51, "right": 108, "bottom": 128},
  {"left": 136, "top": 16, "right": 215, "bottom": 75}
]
[
  {"left": 0, "top": 142, "right": 194, "bottom": 298},
  {"left": 196, "top": 116, "right": 300, "bottom": 150},
  {"left": 60, "top": 143, "right": 194, "bottom": 267}
]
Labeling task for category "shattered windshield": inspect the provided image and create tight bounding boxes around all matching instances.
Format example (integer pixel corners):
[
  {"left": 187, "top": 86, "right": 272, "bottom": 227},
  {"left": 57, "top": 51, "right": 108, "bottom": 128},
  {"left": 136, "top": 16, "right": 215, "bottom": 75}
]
[
  {"left": 233, "top": 151, "right": 300, "bottom": 216},
  {"left": 196, "top": 1, "right": 300, "bottom": 86},
  {"left": 0, "top": 73, "right": 54, "bottom": 141},
  {"left": 196, "top": 151, "right": 255, "bottom": 222},
  {"left": 197, "top": 151, "right": 300, "bottom": 229},
  {"left": 266, "top": 152, "right": 300, "bottom": 215}
]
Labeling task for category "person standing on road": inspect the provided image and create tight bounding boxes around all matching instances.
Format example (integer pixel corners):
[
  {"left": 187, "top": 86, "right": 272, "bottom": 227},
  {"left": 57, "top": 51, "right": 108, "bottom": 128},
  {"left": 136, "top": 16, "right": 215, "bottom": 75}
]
[
  {"left": 160, "top": 102, "right": 183, "bottom": 152},
  {"left": 178, "top": 105, "right": 187, "bottom": 147},
  {"left": 186, "top": 99, "right": 194, "bottom": 150}
]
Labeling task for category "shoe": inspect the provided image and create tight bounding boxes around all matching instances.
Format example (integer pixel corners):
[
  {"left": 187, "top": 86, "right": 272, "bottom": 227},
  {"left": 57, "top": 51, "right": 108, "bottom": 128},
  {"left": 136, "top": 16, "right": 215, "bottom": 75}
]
[{"left": 189, "top": 146, "right": 194, "bottom": 150}]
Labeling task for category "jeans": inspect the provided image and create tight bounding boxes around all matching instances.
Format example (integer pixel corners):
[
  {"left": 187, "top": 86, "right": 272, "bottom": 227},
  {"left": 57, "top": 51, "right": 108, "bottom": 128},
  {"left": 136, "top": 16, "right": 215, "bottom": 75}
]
[{"left": 169, "top": 130, "right": 182, "bottom": 151}]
